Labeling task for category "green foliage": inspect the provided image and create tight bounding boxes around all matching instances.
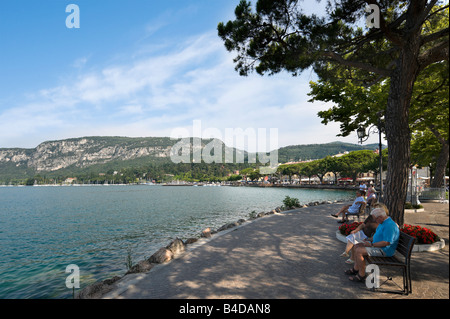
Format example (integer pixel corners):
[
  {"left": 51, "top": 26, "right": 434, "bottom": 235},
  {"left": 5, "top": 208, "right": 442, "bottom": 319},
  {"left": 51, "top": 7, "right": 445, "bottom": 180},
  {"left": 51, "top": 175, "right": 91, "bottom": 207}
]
[
  {"left": 277, "top": 149, "right": 384, "bottom": 183},
  {"left": 277, "top": 141, "right": 381, "bottom": 162},
  {"left": 404, "top": 202, "right": 423, "bottom": 210},
  {"left": 125, "top": 246, "right": 133, "bottom": 271},
  {"left": 283, "top": 195, "right": 300, "bottom": 208},
  {"left": 227, "top": 174, "right": 243, "bottom": 182},
  {"left": 248, "top": 210, "right": 258, "bottom": 219}
]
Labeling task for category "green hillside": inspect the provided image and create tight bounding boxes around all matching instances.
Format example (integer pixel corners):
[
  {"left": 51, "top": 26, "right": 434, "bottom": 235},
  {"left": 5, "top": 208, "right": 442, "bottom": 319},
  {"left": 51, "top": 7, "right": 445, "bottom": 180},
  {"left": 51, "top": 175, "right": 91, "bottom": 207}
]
[
  {"left": 0, "top": 137, "right": 385, "bottom": 184},
  {"left": 277, "top": 141, "right": 383, "bottom": 163}
]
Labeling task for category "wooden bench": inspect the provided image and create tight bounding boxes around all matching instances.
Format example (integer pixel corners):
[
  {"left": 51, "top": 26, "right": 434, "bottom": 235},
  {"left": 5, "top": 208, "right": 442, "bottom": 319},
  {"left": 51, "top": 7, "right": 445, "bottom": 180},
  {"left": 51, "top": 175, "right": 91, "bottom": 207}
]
[
  {"left": 365, "top": 232, "right": 415, "bottom": 295},
  {"left": 345, "top": 201, "right": 367, "bottom": 222},
  {"left": 365, "top": 197, "right": 377, "bottom": 215}
]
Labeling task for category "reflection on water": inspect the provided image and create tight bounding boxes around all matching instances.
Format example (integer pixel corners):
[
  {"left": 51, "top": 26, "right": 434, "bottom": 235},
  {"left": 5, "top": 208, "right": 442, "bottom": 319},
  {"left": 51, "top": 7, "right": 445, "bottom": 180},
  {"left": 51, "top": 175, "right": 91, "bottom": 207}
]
[{"left": 0, "top": 185, "right": 352, "bottom": 298}]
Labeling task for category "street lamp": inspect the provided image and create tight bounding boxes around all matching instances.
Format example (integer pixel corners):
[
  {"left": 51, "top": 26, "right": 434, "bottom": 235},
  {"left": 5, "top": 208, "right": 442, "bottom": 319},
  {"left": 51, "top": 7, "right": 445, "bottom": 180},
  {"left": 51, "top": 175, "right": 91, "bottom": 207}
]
[
  {"left": 357, "top": 111, "right": 384, "bottom": 202},
  {"left": 357, "top": 127, "right": 367, "bottom": 143}
]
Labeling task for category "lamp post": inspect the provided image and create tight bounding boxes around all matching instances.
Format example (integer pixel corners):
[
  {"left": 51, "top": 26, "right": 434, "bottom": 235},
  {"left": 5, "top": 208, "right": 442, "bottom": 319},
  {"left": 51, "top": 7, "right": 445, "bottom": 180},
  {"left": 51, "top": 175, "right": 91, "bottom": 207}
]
[{"left": 357, "top": 111, "right": 384, "bottom": 202}]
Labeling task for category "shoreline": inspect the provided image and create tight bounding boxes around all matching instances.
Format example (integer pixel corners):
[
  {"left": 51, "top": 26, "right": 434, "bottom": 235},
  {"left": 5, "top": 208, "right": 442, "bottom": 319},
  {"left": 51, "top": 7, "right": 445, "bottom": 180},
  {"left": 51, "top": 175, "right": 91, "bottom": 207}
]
[
  {"left": 79, "top": 201, "right": 448, "bottom": 300},
  {"left": 76, "top": 199, "right": 346, "bottom": 299},
  {"left": 162, "top": 182, "right": 361, "bottom": 191},
  {"left": 235, "top": 183, "right": 360, "bottom": 191}
]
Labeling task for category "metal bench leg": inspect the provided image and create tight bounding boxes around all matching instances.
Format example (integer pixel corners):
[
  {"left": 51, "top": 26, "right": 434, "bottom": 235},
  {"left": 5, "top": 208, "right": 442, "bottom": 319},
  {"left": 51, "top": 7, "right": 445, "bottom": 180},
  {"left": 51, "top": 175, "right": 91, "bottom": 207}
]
[
  {"left": 370, "top": 265, "right": 409, "bottom": 295},
  {"left": 407, "top": 265, "right": 412, "bottom": 294}
]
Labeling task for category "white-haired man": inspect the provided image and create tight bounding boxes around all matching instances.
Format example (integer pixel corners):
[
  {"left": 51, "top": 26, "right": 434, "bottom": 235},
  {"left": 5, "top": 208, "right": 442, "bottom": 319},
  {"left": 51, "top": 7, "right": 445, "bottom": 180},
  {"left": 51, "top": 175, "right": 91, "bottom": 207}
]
[{"left": 345, "top": 208, "right": 400, "bottom": 282}]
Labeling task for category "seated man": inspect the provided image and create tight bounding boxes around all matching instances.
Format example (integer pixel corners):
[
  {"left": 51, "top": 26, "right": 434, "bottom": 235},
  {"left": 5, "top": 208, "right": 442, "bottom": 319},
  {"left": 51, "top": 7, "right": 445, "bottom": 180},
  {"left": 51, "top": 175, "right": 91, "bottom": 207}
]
[
  {"left": 331, "top": 190, "right": 366, "bottom": 223},
  {"left": 340, "top": 212, "right": 378, "bottom": 264},
  {"left": 345, "top": 207, "right": 400, "bottom": 282}
]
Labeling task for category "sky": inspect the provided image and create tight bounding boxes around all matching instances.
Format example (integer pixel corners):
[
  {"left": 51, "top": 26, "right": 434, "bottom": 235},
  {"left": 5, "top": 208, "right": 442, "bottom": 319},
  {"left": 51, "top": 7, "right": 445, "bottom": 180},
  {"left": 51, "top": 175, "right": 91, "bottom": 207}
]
[{"left": 0, "top": 0, "right": 383, "bottom": 152}]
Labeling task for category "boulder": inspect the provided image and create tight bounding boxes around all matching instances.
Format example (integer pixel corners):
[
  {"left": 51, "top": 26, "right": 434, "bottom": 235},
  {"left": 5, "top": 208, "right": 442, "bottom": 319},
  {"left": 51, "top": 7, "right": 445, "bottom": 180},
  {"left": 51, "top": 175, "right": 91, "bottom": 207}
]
[
  {"left": 103, "top": 276, "right": 121, "bottom": 286},
  {"left": 185, "top": 238, "right": 198, "bottom": 245},
  {"left": 201, "top": 227, "right": 212, "bottom": 238},
  {"left": 218, "top": 222, "right": 239, "bottom": 232},
  {"left": 217, "top": 224, "right": 228, "bottom": 232},
  {"left": 148, "top": 247, "right": 173, "bottom": 264},
  {"left": 167, "top": 238, "right": 185, "bottom": 256},
  {"left": 126, "top": 260, "right": 154, "bottom": 274},
  {"left": 76, "top": 276, "right": 119, "bottom": 299},
  {"left": 76, "top": 282, "right": 105, "bottom": 299}
]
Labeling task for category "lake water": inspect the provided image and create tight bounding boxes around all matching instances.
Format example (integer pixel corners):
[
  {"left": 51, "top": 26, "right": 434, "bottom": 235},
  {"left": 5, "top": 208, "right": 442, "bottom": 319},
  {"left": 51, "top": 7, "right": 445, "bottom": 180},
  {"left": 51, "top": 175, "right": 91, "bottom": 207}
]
[{"left": 0, "top": 185, "right": 353, "bottom": 299}]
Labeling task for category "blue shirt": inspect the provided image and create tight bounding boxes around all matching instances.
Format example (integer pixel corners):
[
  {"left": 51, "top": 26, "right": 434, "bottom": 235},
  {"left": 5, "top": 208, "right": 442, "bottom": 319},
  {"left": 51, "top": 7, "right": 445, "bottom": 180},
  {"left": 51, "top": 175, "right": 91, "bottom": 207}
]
[
  {"left": 372, "top": 217, "right": 400, "bottom": 257},
  {"left": 348, "top": 196, "right": 365, "bottom": 214}
]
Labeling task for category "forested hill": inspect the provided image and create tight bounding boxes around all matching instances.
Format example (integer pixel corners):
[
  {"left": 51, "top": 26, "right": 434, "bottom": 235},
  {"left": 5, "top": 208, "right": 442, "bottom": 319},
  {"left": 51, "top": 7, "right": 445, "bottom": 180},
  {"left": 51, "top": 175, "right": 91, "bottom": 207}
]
[
  {"left": 277, "top": 141, "right": 382, "bottom": 163},
  {"left": 0, "top": 137, "right": 383, "bottom": 183}
]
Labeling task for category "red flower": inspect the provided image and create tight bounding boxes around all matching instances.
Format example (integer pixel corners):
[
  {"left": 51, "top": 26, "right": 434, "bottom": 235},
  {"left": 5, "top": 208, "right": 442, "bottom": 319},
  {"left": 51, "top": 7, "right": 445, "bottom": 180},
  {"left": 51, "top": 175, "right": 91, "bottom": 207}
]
[
  {"left": 339, "top": 222, "right": 363, "bottom": 236},
  {"left": 401, "top": 224, "right": 440, "bottom": 244}
]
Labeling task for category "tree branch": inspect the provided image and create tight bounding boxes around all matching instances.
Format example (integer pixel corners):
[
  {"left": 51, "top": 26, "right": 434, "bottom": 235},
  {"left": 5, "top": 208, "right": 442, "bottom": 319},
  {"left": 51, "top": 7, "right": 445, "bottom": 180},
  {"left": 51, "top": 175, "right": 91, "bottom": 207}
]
[
  {"left": 424, "top": 3, "right": 449, "bottom": 22},
  {"left": 417, "top": 0, "right": 441, "bottom": 28},
  {"left": 418, "top": 40, "right": 450, "bottom": 72},
  {"left": 321, "top": 51, "right": 392, "bottom": 77},
  {"left": 421, "top": 27, "right": 450, "bottom": 45}
]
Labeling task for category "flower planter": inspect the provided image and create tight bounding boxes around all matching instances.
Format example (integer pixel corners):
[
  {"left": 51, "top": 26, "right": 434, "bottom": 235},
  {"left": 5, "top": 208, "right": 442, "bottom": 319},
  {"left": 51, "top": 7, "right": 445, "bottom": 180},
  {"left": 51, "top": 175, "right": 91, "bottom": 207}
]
[{"left": 335, "top": 230, "right": 445, "bottom": 252}]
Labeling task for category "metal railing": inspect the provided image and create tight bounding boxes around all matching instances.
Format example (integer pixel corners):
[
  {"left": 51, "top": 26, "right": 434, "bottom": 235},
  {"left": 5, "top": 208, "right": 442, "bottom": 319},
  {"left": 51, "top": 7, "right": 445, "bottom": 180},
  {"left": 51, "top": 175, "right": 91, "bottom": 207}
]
[{"left": 418, "top": 187, "right": 448, "bottom": 202}]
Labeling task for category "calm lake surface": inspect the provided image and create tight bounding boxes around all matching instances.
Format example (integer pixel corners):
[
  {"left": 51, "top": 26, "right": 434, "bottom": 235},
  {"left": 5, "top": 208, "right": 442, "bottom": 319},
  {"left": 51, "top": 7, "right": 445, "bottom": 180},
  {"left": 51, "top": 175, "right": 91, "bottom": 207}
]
[{"left": 0, "top": 185, "right": 353, "bottom": 299}]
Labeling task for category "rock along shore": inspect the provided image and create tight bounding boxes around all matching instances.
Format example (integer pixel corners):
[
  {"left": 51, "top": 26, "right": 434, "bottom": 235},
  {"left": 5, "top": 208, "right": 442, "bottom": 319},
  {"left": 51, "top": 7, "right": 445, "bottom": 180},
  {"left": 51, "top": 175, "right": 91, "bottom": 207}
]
[
  {"left": 75, "top": 199, "right": 341, "bottom": 299},
  {"left": 76, "top": 201, "right": 448, "bottom": 299}
]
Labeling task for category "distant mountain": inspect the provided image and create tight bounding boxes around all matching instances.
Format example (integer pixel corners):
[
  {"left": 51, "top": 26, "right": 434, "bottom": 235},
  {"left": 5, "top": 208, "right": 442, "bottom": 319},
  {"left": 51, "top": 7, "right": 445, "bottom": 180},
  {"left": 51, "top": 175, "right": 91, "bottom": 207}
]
[
  {"left": 277, "top": 141, "right": 384, "bottom": 163},
  {"left": 0, "top": 136, "right": 244, "bottom": 181},
  {"left": 0, "top": 137, "right": 384, "bottom": 182},
  {"left": 0, "top": 136, "right": 173, "bottom": 177}
]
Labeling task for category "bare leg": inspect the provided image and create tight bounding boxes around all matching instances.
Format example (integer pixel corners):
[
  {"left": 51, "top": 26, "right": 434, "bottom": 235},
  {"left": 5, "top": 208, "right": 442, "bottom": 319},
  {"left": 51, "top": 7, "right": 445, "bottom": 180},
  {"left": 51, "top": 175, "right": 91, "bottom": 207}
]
[
  {"left": 353, "top": 246, "right": 368, "bottom": 277},
  {"left": 332, "top": 205, "right": 350, "bottom": 218},
  {"left": 345, "top": 241, "right": 354, "bottom": 255},
  {"left": 349, "top": 245, "right": 356, "bottom": 260}
]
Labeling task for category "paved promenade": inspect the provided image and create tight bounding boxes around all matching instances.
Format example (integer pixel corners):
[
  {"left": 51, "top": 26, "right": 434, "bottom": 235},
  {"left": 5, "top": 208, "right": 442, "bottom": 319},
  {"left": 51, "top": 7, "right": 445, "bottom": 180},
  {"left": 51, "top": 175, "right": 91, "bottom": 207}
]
[{"left": 103, "top": 201, "right": 449, "bottom": 299}]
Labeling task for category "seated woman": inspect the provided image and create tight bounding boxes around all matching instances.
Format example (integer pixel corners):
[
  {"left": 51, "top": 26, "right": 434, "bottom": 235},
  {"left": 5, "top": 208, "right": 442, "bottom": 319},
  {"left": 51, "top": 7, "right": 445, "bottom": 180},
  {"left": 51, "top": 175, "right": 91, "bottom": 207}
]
[
  {"left": 366, "top": 185, "right": 377, "bottom": 207},
  {"left": 339, "top": 202, "right": 388, "bottom": 264},
  {"left": 331, "top": 190, "right": 366, "bottom": 223}
]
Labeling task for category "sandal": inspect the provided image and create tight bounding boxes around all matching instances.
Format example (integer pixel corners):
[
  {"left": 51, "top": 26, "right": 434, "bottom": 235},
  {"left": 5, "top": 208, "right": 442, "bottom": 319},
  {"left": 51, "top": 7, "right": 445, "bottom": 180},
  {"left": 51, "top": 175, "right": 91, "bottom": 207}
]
[
  {"left": 349, "top": 273, "right": 367, "bottom": 283},
  {"left": 330, "top": 214, "right": 339, "bottom": 218},
  {"left": 337, "top": 220, "right": 346, "bottom": 223},
  {"left": 344, "top": 268, "right": 358, "bottom": 275}
]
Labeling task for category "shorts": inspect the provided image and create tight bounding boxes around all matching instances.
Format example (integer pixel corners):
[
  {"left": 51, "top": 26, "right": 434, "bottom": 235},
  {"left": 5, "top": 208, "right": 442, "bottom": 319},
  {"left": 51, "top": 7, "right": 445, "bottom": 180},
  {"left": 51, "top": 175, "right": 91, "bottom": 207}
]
[{"left": 366, "top": 247, "right": 386, "bottom": 257}]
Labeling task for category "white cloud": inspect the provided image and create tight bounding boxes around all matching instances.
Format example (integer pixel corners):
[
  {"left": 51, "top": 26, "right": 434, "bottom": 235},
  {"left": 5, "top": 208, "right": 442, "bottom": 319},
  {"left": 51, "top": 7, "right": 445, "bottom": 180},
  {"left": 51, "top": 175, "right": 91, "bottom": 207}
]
[
  {"left": 71, "top": 56, "right": 89, "bottom": 69},
  {"left": 0, "top": 30, "right": 368, "bottom": 150}
]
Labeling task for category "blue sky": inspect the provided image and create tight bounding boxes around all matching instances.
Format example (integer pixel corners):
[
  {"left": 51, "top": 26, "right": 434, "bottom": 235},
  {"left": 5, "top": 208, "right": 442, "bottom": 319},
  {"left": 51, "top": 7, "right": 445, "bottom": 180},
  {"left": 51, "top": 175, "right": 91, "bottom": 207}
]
[{"left": 0, "top": 0, "right": 381, "bottom": 151}]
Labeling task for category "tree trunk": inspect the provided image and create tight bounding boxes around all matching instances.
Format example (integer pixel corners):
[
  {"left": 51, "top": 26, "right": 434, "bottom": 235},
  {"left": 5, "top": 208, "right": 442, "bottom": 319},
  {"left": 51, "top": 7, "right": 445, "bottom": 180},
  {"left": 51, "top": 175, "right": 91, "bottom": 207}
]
[
  {"left": 384, "top": 46, "right": 421, "bottom": 226},
  {"left": 431, "top": 139, "right": 449, "bottom": 188}
]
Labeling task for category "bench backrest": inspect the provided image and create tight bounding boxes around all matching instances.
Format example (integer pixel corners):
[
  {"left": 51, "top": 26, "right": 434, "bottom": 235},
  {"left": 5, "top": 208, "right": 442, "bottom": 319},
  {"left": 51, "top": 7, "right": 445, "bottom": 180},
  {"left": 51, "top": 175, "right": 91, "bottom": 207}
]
[
  {"left": 396, "top": 232, "right": 415, "bottom": 263},
  {"left": 358, "top": 202, "right": 366, "bottom": 215}
]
